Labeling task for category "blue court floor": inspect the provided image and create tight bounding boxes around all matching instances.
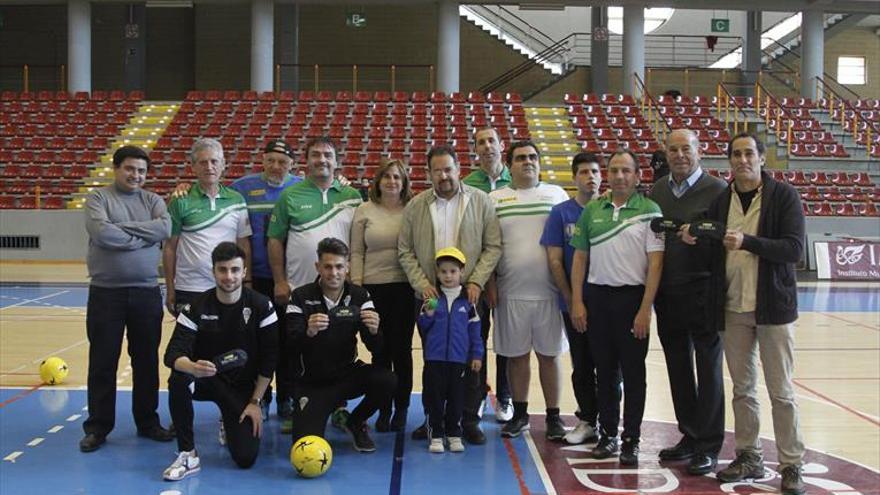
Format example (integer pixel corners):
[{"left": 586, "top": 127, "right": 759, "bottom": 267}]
[
  {"left": 0, "top": 388, "right": 546, "bottom": 495},
  {"left": 1, "top": 282, "right": 878, "bottom": 494}
]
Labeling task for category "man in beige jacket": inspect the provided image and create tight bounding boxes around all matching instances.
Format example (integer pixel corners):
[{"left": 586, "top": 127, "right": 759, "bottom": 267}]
[{"left": 399, "top": 144, "right": 502, "bottom": 445}]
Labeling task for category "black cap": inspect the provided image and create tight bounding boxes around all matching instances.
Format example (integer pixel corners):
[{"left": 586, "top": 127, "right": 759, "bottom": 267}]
[
  {"left": 650, "top": 217, "right": 683, "bottom": 233},
  {"left": 264, "top": 139, "right": 293, "bottom": 158}
]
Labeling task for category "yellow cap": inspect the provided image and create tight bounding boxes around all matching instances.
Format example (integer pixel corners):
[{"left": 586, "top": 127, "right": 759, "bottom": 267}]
[{"left": 435, "top": 246, "right": 466, "bottom": 265}]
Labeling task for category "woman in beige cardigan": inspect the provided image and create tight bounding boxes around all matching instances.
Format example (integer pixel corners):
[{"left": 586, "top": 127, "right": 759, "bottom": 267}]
[{"left": 350, "top": 159, "right": 416, "bottom": 432}]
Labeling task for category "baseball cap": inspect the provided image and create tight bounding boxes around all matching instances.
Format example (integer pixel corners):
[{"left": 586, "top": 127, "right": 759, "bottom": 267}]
[
  {"left": 435, "top": 246, "right": 466, "bottom": 265},
  {"left": 264, "top": 139, "right": 294, "bottom": 158}
]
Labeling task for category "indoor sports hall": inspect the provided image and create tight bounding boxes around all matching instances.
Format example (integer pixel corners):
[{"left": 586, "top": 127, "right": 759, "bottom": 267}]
[{"left": 1, "top": 1, "right": 878, "bottom": 494}]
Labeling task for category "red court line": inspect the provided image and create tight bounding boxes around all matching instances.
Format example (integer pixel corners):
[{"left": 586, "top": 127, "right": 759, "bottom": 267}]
[
  {"left": 819, "top": 312, "right": 880, "bottom": 332},
  {"left": 490, "top": 394, "right": 530, "bottom": 495},
  {"left": 793, "top": 379, "right": 880, "bottom": 427},
  {"left": 501, "top": 436, "right": 531, "bottom": 495},
  {"left": 0, "top": 383, "right": 43, "bottom": 408}
]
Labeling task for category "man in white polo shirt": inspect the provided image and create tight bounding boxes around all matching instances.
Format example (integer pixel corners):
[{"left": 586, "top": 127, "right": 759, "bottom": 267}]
[
  {"left": 570, "top": 149, "right": 664, "bottom": 466},
  {"left": 164, "top": 138, "right": 252, "bottom": 315},
  {"left": 489, "top": 140, "right": 570, "bottom": 440}
]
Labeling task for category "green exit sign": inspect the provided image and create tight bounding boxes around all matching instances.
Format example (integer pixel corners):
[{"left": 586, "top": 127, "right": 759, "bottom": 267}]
[
  {"left": 711, "top": 18, "right": 730, "bottom": 33},
  {"left": 346, "top": 12, "right": 366, "bottom": 28}
]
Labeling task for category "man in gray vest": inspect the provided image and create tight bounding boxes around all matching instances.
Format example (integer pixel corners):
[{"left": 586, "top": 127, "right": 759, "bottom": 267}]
[
  {"left": 649, "top": 129, "right": 727, "bottom": 474},
  {"left": 81, "top": 145, "right": 175, "bottom": 452}
]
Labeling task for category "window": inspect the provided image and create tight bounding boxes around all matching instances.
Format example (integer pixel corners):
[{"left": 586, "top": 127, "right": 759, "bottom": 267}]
[
  {"left": 607, "top": 7, "right": 675, "bottom": 35},
  {"left": 837, "top": 56, "right": 866, "bottom": 85}
]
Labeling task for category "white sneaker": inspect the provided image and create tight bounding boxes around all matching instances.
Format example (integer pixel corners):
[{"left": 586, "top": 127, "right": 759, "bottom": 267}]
[
  {"left": 429, "top": 438, "right": 445, "bottom": 453},
  {"left": 448, "top": 437, "right": 465, "bottom": 453},
  {"left": 218, "top": 419, "right": 226, "bottom": 446},
  {"left": 564, "top": 420, "right": 598, "bottom": 445},
  {"left": 495, "top": 400, "right": 514, "bottom": 423},
  {"left": 163, "top": 450, "right": 200, "bottom": 481}
]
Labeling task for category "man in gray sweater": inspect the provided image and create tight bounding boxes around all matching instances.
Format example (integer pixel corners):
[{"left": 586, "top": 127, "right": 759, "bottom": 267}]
[
  {"left": 649, "top": 130, "right": 727, "bottom": 474},
  {"left": 80, "top": 145, "right": 175, "bottom": 452}
]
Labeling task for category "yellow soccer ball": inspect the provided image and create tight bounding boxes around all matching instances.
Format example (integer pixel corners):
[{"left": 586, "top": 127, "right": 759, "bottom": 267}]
[
  {"left": 39, "top": 357, "right": 69, "bottom": 386},
  {"left": 291, "top": 435, "right": 333, "bottom": 478}
]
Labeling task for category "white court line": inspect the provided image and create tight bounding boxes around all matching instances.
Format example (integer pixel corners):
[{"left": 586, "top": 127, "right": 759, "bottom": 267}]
[
  {"left": 30, "top": 339, "right": 88, "bottom": 365},
  {"left": 0, "top": 291, "right": 69, "bottom": 311},
  {"left": 0, "top": 338, "right": 90, "bottom": 379},
  {"left": 47, "top": 426, "right": 63, "bottom": 433},
  {"left": 26, "top": 438, "right": 44, "bottom": 447},
  {"left": 66, "top": 414, "right": 82, "bottom": 422},
  {"left": 3, "top": 451, "right": 23, "bottom": 462},
  {"left": 523, "top": 431, "right": 559, "bottom": 495}
]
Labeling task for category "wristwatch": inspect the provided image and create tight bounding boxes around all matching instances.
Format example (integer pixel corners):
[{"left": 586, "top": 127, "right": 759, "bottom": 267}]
[{"left": 248, "top": 398, "right": 260, "bottom": 406}]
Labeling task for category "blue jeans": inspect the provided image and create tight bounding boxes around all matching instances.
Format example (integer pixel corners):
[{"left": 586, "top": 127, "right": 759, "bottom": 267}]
[{"left": 83, "top": 285, "right": 163, "bottom": 436}]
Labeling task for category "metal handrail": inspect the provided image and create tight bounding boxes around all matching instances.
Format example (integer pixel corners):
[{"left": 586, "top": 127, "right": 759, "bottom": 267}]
[
  {"left": 716, "top": 82, "right": 755, "bottom": 137},
  {"left": 762, "top": 38, "right": 862, "bottom": 101},
  {"left": 465, "top": 5, "right": 557, "bottom": 52},
  {"left": 274, "top": 63, "right": 434, "bottom": 93},
  {"left": 754, "top": 81, "right": 800, "bottom": 155},
  {"left": 816, "top": 76, "right": 877, "bottom": 152},
  {"left": 479, "top": 33, "right": 577, "bottom": 94},
  {"left": 633, "top": 72, "right": 670, "bottom": 145}
]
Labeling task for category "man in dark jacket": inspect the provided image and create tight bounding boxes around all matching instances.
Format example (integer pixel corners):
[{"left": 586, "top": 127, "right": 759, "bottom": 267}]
[
  {"left": 650, "top": 130, "right": 727, "bottom": 475},
  {"left": 162, "top": 242, "right": 279, "bottom": 481},
  {"left": 287, "top": 237, "right": 394, "bottom": 453},
  {"left": 683, "top": 133, "right": 805, "bottom": 495}
]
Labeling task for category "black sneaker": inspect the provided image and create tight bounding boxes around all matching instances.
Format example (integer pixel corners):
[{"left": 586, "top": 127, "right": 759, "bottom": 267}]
[
  {"left": 137, "top": 425, "right": 175, "bottom": 442},
  {"left": 500, "top": 415, "right": 530, "bottom": 438},
  {"left": 658, "top": 437, "right": 695, "bottom": 461},
  {"left": 619, "top": 437, "right": 640, "bottom": 466},
  {"left": 79, "top": 433, "right": 106, "bottom": 453},
  {"left": 545, "top": 416, "right": 566, "bottom": 441},
  {"left": 375, "top": 410, "right": 391, "bottom": 433},
  {"left": 716, "top": 451, "right": 765, "bottom": 482},
  {"left": 591, "top": 436, "right": 620, "bottom": 459},
  {"left": 463, "top": 423, "right": 486, "bottom": 444},
  {"left": 411, "top": 421, "right": 428, "bottom": 440},
  {"left": 780, "top": 465, "right": 805, "bottom": 495},
  {"left": 344, "top": 418, "right": 376, "bottom": 453}
]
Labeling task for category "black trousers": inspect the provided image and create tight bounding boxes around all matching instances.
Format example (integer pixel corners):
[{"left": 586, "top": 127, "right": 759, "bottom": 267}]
[
  {"left": 462, "top": 297, "right": 510, "bottom": 426},
  {"left": 83, "top": 285, "right": 163, "bottom": 437},
  {"left": 366, "top": 282, "right": 416, "bottom": 414},
  {"left": 562, "top": 311, "right": 600, "bottom": 425},
  {"left": 167, "top": 371, "right": 259, "bottom": 468},
  {"left": 424, "top": 361, "right": 467, "bottom": 438},
  {"left": 655, "top": 284, "right": 725, "bottom": 455},
  {"left": 252, "top": 277, "right": 294, "bottom": 409},
  {"left": 290, "top": 363, "right": 396, "bottom": 442},
  {"left": 586, "top": 284, "right": 646, "bottom": 440}
]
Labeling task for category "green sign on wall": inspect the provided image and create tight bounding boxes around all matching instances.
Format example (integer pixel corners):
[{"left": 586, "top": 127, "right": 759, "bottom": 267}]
[
  {"left": 346, "top": 12, "right": 366, "bottom": 28},
  {"left": 711, "top": 18, "right": 730, "bottom": 33}
]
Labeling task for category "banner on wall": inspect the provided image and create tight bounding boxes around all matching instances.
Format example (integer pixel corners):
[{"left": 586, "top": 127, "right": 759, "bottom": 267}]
[{"left": 814, "top": 240, "right": 880, "bottom": 280}]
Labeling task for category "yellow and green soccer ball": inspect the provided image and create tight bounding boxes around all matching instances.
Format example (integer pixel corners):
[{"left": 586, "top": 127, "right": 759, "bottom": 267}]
[
  {"left": 39, "top": 357, "right": 69, "bottom": 385},
  {"left": 291, "top": 435, "right": 333, "bottom": 478}
]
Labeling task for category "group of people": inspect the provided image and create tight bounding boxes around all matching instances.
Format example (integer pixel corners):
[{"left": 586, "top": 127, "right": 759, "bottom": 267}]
[{"left": 80, "top": 123, "right": 806, "bottom": 494}]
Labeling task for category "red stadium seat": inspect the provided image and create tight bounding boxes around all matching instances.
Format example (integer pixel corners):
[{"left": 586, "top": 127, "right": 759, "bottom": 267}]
[{"left": 859, "top": 203, "right": 879, "bottom": 216}]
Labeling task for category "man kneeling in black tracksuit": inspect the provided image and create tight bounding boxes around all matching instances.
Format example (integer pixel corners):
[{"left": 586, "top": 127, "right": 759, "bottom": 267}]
[
  {"left": 287, "top": 237, "right": 395, "bottom": 453},
  {"left": 162, "top": 241, "right": 279, "bottom": 481}
]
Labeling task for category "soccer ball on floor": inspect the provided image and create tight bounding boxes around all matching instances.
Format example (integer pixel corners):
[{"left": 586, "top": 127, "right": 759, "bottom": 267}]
[
  {"left": 291, "top": 435, "right": 333, "bottom": 478},
  {"left": 39, "top": 357, "right": 69, "bottom": 385}
]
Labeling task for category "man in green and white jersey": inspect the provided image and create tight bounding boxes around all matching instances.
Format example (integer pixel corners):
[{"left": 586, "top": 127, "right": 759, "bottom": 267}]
[
  {"left": 163, "top": 138, "right": 252, "bottom": 315},
  {"left": 569, "top": 149, "right": 664, "bottom": 466},
  {"left": 462, "top": 126, "right": 513, "bottom": 423},
  {"left": 488, "top": 140, "right": 570, "bottom": 440},
  {"left": 267, "top": 137, "right": 362, "bottom": 303}
]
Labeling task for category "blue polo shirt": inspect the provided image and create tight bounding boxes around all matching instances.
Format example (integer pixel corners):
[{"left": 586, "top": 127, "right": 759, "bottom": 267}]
[
  {"left": 230, "top": 173, "right": 301, "bottom": 279},
  {"left": 539, "top": 197, "right": 588, "bottom": 312}
]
